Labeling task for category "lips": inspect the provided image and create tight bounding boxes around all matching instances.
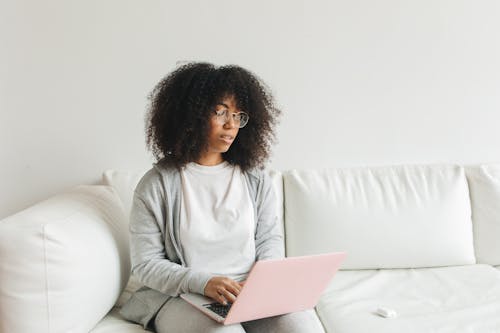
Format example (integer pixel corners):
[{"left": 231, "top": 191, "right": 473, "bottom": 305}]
[{"left": 220, "top": 135, "right": 234, "bottom": 144}]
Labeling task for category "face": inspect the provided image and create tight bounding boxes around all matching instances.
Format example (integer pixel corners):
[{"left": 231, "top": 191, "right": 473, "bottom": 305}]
[{"left": 197, "top": 95, "right": 242, "bottom": 165}]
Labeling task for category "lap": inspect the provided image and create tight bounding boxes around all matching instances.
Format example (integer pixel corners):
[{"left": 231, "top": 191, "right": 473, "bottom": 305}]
[
  {"left": 154, "top": 297, "right": 325, "bottom": 333},
  {"left": 154, "top": 297, "right": 245, "bottom": 333},
  {"left": 242, "top": 309, "right": 325, "bottom": 333}
]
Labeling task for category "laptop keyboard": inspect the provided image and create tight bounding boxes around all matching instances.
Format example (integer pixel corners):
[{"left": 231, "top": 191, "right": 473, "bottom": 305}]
[{"left": 204, "top": 302, "right": 233, "bottom": 318}]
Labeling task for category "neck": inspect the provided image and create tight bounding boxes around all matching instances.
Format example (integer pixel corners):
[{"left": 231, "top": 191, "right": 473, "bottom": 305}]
[{"left": 196, "top": 152, "right": 224, "bottom": 166}]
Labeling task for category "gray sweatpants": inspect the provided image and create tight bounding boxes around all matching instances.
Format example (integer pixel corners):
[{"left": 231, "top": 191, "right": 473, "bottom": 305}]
[{"left": 154, "top": 296, "right": 326, "bottom": 333}]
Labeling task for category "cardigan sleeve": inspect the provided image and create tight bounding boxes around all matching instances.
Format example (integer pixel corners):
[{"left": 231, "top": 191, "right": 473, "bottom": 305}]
[
  {"left": 129, "top": 183, "right": 214, "bottom": 297},
  {"left": 254, "top": 172, "right": 285, "bottom": 261}
]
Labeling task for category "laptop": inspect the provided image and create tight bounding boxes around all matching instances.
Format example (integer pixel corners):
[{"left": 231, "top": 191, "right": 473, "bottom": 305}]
[{"left": 180, "top": 252, "right": 346, "bottom": 325}]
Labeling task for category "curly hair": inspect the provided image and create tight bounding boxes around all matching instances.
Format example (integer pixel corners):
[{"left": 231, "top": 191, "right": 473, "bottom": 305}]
[{"left": 145, "top": 62, "right": 281, "bottom": 171}]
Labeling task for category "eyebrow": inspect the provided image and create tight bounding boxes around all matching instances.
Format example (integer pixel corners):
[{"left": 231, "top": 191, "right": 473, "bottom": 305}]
[{"left": 216, "top": 102, "right": 243, "bottom": 112}]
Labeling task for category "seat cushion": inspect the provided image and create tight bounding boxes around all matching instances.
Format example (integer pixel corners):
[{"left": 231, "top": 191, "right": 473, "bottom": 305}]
[
  {"left": 283, "top": 165, "right": 475, "bottom": 269},
  {"left": 89, "top": 307, "right": 149, "bottom": 333},
  {"left": 316, "top": 264, "right": 500, "bottom": 333}
]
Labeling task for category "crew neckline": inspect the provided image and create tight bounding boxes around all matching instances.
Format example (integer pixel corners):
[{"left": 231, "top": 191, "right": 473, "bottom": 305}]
[{"left": 185, "top": 161, "right": 232, "bottom": 174}]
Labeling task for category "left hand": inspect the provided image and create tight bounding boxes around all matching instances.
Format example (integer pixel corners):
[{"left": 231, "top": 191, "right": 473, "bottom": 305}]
[{"left": 204, "top": 276, "right": 243, "bottom": 305}]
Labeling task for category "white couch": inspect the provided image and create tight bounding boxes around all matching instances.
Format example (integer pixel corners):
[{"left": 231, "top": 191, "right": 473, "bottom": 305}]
[{"left": 2, "top": 163, "right": 500, "bottom": 333}]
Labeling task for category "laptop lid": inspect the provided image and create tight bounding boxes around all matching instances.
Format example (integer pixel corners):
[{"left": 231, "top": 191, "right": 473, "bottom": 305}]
[{"left": 181, "top": 252, "right": 346, "bottom": 324}]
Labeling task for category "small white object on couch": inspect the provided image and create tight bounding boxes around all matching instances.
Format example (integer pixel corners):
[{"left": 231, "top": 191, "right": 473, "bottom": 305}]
[{"left": 375, "top": 307, "right": 398, "bottom": 318}]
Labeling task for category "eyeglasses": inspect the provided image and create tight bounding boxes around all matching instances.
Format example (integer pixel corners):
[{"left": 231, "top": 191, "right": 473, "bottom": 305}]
[{"left": 213, "top": 109, "right": 249, "bottom": 128}]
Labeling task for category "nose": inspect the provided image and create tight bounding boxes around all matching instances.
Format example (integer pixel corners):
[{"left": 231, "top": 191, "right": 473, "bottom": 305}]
[{"left": 224, "top": 115, "right": 237, "bottom": 129}]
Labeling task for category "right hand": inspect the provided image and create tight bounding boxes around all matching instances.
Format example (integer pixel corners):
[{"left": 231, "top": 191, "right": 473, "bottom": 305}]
[{"left": 204, "top": 276, "right": 243, "bottom": 305}]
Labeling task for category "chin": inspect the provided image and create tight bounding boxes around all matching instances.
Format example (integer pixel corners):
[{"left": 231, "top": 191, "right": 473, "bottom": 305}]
[{"left": 219, "top": 145, "right": 232, "bottom": 152}]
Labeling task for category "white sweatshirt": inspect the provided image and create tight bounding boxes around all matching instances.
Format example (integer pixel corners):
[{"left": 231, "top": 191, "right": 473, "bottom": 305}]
[{"left": 179, "top": 161, "right": 256, "bottom": 281}]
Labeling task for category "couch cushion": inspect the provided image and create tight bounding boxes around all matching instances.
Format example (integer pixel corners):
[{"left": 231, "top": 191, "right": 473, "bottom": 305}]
[
  {"left": 316, "top": 264, "right": 500, "bottom": 333},
  {"left": 465, "top": 164, "right": 500, "bottom": 266},
  {"left": 0, "top": 186, "right": 130, "bottom": 333},
  {"left": 102, "top": 169, "right": 150, "bottom": 307},
  {"left": 102, "top": 169, "right": 149, "bottom": 219},
  {"left": 89, "top": 307, "right": 148, "bottom": 333},
  {"left": 283, "top": 165, "right": 475, "bottom": 269}
]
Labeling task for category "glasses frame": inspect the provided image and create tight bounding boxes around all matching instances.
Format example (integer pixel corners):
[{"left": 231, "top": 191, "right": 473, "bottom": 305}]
[{"left": 213, "top": 109, "right": 249, "bottom": 128}]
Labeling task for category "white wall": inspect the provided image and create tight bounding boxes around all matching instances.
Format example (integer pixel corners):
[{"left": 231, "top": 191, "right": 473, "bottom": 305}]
[{"left": 1, "top": 0, "right": 499, "bottom": 219}]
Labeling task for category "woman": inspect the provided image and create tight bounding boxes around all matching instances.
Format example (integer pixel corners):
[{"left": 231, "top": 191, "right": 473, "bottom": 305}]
[{"left": 120, "top": 62, "right": 325, "bottom": 333}]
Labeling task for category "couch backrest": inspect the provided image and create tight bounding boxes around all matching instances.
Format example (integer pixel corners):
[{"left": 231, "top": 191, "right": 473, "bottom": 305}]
[
  {"left": 104, "top": 163, "right": 500, "bottom": 271},
  {"left": 465, "top": 165, "right": 500, "bottom": 266},
  {"left": 283, "top": 165, "right": 476, "bottom": 269},
  {"left": 102, "top": 169, "right": 150, "bottom": 219}
]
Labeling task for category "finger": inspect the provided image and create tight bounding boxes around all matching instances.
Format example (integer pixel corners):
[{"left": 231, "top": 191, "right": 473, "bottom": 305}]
[
  {"left": 208, "top": 292, "right": 224, "bottom": 304},
  {"left": 221, "top": 288, "right": 237, "bottom": 303},
  {"left": 218, "top": 285, "right": 237, "bottom": 303},
  {"left": 223, "top": 278, "right": 242, "bottom": 292},
  {"left": 216, "top": 288, "right": 230, "bottom": 305},
  {"left": 234, "top": 280, "right": 243, "bottom": 292},
  {"left": 207, "top": 287, "right": 221, "bottom": 302},
  {"left": 224, "top": 282, "right": 241, "bottom": 297},
  {"left": 218, "top": 294, "right": 228, "bottom": 305}
]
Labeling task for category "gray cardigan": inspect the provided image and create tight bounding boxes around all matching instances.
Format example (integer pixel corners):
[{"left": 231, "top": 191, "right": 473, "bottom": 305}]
[{"left": 119, "top": 162, "right": 284, "bottom": 329}]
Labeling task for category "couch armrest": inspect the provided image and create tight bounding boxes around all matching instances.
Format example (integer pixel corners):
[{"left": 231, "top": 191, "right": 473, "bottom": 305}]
[{"left": 0, "top": 185, "right": 130, "bottom": 333}]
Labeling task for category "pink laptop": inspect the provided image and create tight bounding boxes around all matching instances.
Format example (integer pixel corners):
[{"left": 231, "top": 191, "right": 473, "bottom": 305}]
[{"left": 180, "top": 252, "right": 346, "bottom": 325}]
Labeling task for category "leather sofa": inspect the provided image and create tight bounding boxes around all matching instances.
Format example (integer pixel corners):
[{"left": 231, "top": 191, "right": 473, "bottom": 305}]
[{"left": 1, "top": 163, "right": 500, "bottom": 332}]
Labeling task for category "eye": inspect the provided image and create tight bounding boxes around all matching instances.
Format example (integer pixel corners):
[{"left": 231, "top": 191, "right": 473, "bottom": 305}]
[
  {"left": 215, "top": 109, "right": 227, "bottom": 117},
  {"left": 236, "top": 112, "right": 248, "bottom": 122}
]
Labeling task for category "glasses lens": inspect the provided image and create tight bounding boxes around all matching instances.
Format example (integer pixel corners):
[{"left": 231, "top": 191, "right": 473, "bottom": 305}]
[
  {"left": 238, "top": 112, "right": 249, "bottom": 128},
  {"left": 214, "top": 109, "right": 249, "bottom": 128}
]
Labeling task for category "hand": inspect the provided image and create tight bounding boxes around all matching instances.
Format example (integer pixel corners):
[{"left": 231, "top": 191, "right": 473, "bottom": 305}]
[{"left": 204, "top": 276, "right": 243, "bottom": 305}]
